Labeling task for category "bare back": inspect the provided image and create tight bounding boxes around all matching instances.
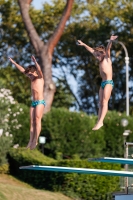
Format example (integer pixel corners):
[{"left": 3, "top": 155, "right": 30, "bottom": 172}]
[
  {"left": 31, "top": 78, "right": 44, "bottom": 100},
  {"left": 99, "top": 56, "right": 113, "bottom": 81}
]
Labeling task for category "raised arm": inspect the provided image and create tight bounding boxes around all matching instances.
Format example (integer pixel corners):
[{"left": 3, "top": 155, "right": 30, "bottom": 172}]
[
  {"left": 31, "top": 56, "right": 43, "bottom": 78},
  {"left": 77, "top": 40, "right": 94, "bottom": 54},
  {"left": 106, "top": 35, "right": 118, "bottom": 58},
  {"left": 9, "top": 57, "right": 25, "bottom": 73}
]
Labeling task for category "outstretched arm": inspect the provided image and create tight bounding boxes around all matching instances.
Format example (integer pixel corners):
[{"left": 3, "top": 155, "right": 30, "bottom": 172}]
[
  {"left": 31, "top": 56, "right": 43, "bottom": 78},
  {"left": 106, "top": 35, "right": 118, "bottom": 58},
  {"left": 9, "top": 57, "right": 25, "bottom": 73},
  {"left": 77, "top": 40, "right": 94, "bottom": 54}
]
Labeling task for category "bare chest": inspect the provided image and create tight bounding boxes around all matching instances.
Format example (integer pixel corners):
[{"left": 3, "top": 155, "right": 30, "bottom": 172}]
[
  {"left": 99, "top": 58, "right": 112, "bottom": 72},
  {"left": 31, "top": 78, "right": 44, "bottom": 90}
]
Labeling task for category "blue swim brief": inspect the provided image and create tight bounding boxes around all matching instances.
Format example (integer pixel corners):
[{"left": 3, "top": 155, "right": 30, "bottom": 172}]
[
  {"left": 101, "top": 80, "right": 114, "bottom": 89},
  {"left": 31, "top": 100, "right": 46, "bottom": 107}
]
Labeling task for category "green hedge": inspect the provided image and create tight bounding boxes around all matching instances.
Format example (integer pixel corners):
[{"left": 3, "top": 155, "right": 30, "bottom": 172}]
[
  {"left": 8, "top": 148, "right": 121, "bottom": 200},
  {"left": 8, "top": 147, "right": 56, "bottom": 176},
  {"left": 6, "top": 107, "right": 133, "bottom": 160},
  {"left": 53, "top": 160, "right": 121, "bottom": 200},
  {"left": 41, "top": 108, "right": 133, "bottom": 159},
  {"left": 0, "top": 164, "right": 9, "bottom": 174},
  {"left": 42, "top": 107, "right": 105, "bottom": 159}
]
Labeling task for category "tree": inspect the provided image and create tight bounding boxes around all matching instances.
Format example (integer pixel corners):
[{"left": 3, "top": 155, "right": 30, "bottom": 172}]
[{"left": 17, "top": 0, "right": 74, "bottom": 113}]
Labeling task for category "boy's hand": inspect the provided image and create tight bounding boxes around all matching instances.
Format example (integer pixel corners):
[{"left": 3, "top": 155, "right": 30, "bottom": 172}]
[
  {"left": 77, "top": 40, "right": 84, "bottom": 46},
  {"left": 31, "top": 55, "right": 37, "bottom": 63},
  {"left": 8, "top": 57, "right": 15, "bottom": 64},
  {"left": 110, "top": 35, "right": 118, "bottom": 41}
]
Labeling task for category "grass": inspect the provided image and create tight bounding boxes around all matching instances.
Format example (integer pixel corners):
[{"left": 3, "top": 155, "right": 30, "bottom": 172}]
[{"left": 0, "top": 174, "right": 73, "bottom": 200}]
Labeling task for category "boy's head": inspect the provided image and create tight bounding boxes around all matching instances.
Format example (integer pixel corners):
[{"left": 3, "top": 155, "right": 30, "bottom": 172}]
[
  {"left": 93, "top": 45, "right": 106, "bottom": 61},
  {"left": 24, "top": 65, "right": 37, "bottom": 74},
  {"left": 24, "top": 65, "right": 38, "bottom": 80},
  {"left": 94, "top": 45, "right": 106, "bottom": 54}
]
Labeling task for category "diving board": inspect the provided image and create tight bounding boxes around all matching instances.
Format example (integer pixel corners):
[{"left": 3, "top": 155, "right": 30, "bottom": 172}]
[
  {"left": 88, "top": 157, "right": 133, "bottom": 165},
  {"left": 19, "top": 165, "right": 133, "bottom": 177}
]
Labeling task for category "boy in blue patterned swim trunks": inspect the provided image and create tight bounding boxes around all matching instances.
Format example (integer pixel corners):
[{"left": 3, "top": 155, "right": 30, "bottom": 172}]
[
  {"left": 31, "top": 100, "right": 46, "bottom": 107},
  {"left": 101, "top": 80, "right": 114, "bottom": 89},
  {"left": 9, "top": 56, "right": 45, "bottom": 149},
  {"left": 78, "top": 35, "right": 118, "bottom": 130}
]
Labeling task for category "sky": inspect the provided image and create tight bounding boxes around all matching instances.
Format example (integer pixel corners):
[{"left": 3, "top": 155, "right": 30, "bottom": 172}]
[{"left": 32, "top": 0, "right": 50, "bottom": 9}]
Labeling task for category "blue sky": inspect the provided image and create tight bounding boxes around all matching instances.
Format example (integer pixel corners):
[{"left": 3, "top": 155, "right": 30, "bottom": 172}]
[{"left": 32, "top": 0, "right": 50, "bottom": 9}]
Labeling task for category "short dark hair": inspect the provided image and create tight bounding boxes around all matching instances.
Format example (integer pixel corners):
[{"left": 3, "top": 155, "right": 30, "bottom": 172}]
[
  {"left": 24, "top": 65, "right": 37, "bottom": 74},
  {"left": 93, "top": 45, "right": 106, "bottom": 54}
]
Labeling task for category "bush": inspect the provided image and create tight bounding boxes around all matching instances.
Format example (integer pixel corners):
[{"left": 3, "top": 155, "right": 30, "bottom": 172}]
[
  {"left": 102, "top": 110, "right": 133, "bottom": 157},
  {"left": 42, "top": 108, "right": 105, "bottom": 159},
  {"left": 8, "top": 148, "right": 57, "bottom": 189},
  {"left": 8, "top": 147, "right": 56, "bottom": 176},
  {"left": 8, "top": 103, "right": 30, "bottom": 147},
  {"left": 0, "top": 131, "right": 13, "bottom": 165},
  {"left": 53, "top": 160, "right": 120, "bottom": 200},
  {"left": 41, "top": 108, "right": 133, "bottom": 159},
  {"left": 8, "top": 148, "right": 121, "bottom": 200},
  {"left": 0, "top": 88, "right": 30, "bottom": 147},
  {"left": 0, "top": 164, "right": 9, "bottom": 174}
]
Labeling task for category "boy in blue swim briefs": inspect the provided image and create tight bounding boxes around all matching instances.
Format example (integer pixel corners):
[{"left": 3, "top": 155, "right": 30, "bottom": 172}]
[
  {"left": 9, "top": 56, "right": 45, "bottom": 149},
  {"left": 78, "top": 35, "right": 118, "bottom": 130}
]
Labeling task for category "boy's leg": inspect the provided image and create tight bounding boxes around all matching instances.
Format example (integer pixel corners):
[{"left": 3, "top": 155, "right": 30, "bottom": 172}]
[
  {"left": 26, "top": 107, "right": 35, "bottom": 148},
  {"left": 30, "top": 104, "right": 44, "bottom": 150},
  {"left": 92, "top": 84, "right": 112, "bottom": 130},
  {"left": 92, "top": 87, "right": 103, "bottom": 129},
  {"left": 97, "top": 87, "right": 103, "bottom": 121}
]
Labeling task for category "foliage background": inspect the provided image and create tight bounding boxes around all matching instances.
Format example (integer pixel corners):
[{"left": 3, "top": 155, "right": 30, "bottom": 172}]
[
  {"left": 1, "top": 0, "right": 133, "bottom": 199},
  {"left": 1, "top": 0, "right": 133, "bottom": 113}
]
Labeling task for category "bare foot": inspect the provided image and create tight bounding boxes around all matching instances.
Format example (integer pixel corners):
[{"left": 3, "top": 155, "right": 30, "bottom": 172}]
[
  {"left": 30, "top": 140, "right": 38, "bottom": 150},
  {"left": 92, "top": 123, "right": 103, "bottom": 130},
  {"left": 92, "top": 121, "right": 99, "bottom": 129},
  {"left": 26, "top": 141, "right": 32, "bottom": 149}
]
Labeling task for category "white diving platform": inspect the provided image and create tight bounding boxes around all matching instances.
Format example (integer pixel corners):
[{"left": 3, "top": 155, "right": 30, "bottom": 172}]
[
  {"left": 19, "top": 165, "right": 133, "bottom": 177},
  {"left": 88, "top": 157, "right": 133, "bottom": 165}
]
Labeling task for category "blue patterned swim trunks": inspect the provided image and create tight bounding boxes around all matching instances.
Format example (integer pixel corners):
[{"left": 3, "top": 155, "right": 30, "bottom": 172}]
[
  {"left": 101, "top": 80, "right": 114, "bottom": 89},
  {"left": 31, "top": 100, "right": 46, "bottom": 107}
]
